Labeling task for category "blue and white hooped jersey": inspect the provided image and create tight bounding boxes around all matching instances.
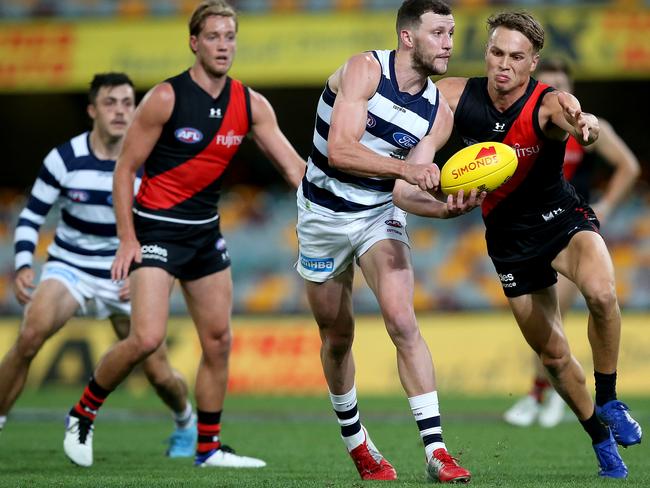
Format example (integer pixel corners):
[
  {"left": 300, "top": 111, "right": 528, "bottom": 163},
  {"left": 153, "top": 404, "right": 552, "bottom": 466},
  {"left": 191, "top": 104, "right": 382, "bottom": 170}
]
[
  {"left": 14, "top": 132, "right": 140, "bottom": 279},
  {"left": 300, "top": 49, "right": 440, "bottom": 217}
]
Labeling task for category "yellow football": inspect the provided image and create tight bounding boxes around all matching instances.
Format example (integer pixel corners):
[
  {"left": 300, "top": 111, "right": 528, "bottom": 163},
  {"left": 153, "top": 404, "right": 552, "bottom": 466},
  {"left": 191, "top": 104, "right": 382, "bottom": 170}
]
[{"left": 440, "top": 142, "right": 518, "bottom": 196}]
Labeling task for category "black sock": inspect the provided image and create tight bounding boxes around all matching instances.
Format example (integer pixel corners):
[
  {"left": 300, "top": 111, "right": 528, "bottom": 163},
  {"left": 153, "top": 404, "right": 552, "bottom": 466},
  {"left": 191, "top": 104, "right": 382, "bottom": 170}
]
[
  {"left": 594, "top": 371, "right": 617, "bottom": 406},
  {"left": 580, "top": 410, "right": 610, "bottom": 444}
]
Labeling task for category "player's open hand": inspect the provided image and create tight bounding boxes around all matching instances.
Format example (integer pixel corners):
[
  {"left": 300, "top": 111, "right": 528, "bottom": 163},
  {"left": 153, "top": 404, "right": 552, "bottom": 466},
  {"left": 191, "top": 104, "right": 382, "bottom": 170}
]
[
  {"left": 557, "top": 91, "right": 599, "bottom": 143},
  {"left": 404, "top": 163, "right": 440, "bottom": 191},
  {"left": 111, "top": 238, "right": 141, "bottom": 282},
  {"left": 445, "top": 189, "right": 486, "bottom": 218},
  {"left": 13, "top": 267, "right": 35, "bottom": 305}
]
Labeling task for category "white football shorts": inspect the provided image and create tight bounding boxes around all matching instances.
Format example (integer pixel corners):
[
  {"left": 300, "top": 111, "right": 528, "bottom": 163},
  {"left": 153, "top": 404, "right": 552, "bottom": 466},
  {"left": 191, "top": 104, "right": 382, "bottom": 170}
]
[
  {"left": 296, "top": 202, "right": 410, "bottom": 282},
  {"left": 40, "top": 261, "right": 130, "bottom": 319}
]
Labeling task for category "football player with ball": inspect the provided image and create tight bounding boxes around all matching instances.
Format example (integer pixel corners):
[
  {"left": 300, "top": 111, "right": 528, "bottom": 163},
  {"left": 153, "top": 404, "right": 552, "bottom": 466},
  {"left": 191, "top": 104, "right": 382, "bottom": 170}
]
[{"left": 437, "top": 11, "right": 641, "bottom": 479}]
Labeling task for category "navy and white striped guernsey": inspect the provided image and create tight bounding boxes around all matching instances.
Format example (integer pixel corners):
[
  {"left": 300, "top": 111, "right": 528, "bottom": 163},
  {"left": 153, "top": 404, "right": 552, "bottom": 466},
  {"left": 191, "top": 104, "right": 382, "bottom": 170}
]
[
  {"left": 14, "top": 132, "right": 140, "bottom": 279},
  {"left": 300, "top": 49, "right": 440, "bottom": 217}
]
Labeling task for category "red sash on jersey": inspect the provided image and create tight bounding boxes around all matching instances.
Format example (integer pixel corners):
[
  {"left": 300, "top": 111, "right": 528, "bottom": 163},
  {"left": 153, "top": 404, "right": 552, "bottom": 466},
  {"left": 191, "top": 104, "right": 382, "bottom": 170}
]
[
  {"left": 562, "top": 135, "right": 585, "bottom": 181},
  {"left": 136, "top": 79, "right": 249, "bottom": 210},
  {"left": 482, "top": 83, "right": 550, "bottom": 217}
]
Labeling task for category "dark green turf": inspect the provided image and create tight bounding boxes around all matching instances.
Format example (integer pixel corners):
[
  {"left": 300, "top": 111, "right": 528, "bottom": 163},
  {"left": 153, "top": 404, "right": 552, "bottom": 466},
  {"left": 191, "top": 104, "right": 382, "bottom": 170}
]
[{"left": 0, "top": 389, "right": 648, "bottom": 487}]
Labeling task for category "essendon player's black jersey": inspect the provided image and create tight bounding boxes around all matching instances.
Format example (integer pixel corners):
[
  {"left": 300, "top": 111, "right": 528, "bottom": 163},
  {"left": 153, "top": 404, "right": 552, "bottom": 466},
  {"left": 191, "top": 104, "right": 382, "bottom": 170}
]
[
  {"left": 454, "top": 77, "right": 581, "bottom": 235},
  {"left": 134, "top": 70, "right": 252, "bottom": 223}
]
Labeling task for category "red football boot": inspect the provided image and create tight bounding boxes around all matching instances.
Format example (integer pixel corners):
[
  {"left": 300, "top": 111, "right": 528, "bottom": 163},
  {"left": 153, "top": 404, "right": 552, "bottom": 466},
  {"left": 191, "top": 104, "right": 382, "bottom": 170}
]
[
  {"left": 348, "top": 429, "right": 397, "bottom": 480},
  {"left": 426, "top": 448, "right": 471, "bottom": 483}
]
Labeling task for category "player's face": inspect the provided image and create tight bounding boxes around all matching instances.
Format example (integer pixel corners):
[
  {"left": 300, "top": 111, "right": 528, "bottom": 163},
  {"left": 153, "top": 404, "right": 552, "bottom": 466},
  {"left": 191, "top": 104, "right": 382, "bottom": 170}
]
[
  {"left": 191, "top": 15, "right": 237, "bottom": 77},
  {"left": 411, "top": 13, "right": 454, "bottom": 76},
  {"left": 485, "top": 27, "right": 539, "bottom": 95},
  {"left": 536, "top": 71, "right": 572, "bottom": 93},
  {"left": 88, "top": 84, "right": 135, "bottom": 140}
]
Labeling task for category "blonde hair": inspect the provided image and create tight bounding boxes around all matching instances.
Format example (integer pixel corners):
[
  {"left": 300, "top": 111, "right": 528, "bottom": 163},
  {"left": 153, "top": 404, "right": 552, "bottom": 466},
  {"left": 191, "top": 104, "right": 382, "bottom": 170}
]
[{"left": 189, "top": 0, "right": 238, "bottom": 38}]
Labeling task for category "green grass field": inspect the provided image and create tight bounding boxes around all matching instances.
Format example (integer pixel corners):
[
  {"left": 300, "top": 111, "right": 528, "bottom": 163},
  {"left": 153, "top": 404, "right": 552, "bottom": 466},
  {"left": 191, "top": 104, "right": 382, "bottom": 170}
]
[{"left": 0, "top": 388, "right": 647, "bottom": 487}]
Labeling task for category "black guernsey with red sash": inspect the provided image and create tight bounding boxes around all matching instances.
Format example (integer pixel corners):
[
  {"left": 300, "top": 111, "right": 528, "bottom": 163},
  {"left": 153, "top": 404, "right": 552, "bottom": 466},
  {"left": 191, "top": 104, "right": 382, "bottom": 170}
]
[
  {"left": 453, "top": 77, "right": 594, "bottom": 262},
  {"left": 135, "top": 70, "right": 252, "bottom": 223}
]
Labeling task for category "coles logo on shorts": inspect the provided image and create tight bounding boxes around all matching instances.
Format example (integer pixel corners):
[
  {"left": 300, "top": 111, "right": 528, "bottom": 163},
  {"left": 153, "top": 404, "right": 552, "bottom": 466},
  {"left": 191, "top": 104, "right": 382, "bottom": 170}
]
[
  {"left": 385, "top": 220, "right": 403, "bottom": 228},
  {"left": 300, "top": 254, "right": 334, "bottom": 272},
  {"left": 175, "top": 127, "right": 203, "bottom": 144},
  {"left": 141, "top": 244, "right": 168, "bottom": 263}
]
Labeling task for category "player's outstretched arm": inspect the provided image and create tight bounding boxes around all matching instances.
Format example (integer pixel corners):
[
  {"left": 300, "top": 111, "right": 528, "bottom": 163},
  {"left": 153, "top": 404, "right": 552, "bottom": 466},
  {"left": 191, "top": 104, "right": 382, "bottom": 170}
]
[
  {"left": 545, "top": 91, "right": 599, "bottom": 145},
  {"left": 590, "top": 118, "right": 641, "bottom": 223},
  {"left": 111, "top": 83, "right": 173, "bottom": 281},
  {"left": 249, "top": 89, "right": 306, "bottom": 189}
]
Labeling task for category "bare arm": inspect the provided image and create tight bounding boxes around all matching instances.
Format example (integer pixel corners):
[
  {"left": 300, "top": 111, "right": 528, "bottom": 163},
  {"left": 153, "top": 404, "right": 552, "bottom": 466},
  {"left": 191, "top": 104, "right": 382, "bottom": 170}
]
[
  {"left": 434, "top": 77, "right": 468, "bottom": 113},
  {"left": 589, "top": 118, "right": 641, "bottom": 222},
  {"left": 542, "top": 91, "right": 599, "bottom": 145},
  {"left": 327, "top": 53, "right": 439, "bottom": 190},
  {"left": 393, "top": 99, "right": 485, "bottom": 218},
  {"left": 249, "top": 89, "right": 306, "bottom": 189},
  {"left": 111, "top": 83, "right": 174, "bottom": 281}
]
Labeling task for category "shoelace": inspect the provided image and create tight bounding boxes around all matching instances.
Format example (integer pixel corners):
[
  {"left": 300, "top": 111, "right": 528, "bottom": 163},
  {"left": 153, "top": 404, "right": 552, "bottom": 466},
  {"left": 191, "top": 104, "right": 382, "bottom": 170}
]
[
  {"left": 76, "top": 417, "right": 93, "bottom": 445},
  {"left": 220, "top": 445, "right": 236, "bottom": 454}
]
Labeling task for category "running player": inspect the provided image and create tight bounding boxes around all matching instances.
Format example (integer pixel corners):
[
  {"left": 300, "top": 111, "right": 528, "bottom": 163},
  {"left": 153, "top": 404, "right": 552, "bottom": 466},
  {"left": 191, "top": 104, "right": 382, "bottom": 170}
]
[
  {"left": 503, "top": 58, "right": 641, "bottom": 429},
  {"left": 0, "top": 73, "right": 196, "bottom": 458},
  {"left": 63, "top": 1, "right": 305, "bottom": 468},
  {"left": 437, "top": 12, "right": 642, "bottom": 478},
  {"left": 296, "top": 0, "right": 482, "bottom": 482}
]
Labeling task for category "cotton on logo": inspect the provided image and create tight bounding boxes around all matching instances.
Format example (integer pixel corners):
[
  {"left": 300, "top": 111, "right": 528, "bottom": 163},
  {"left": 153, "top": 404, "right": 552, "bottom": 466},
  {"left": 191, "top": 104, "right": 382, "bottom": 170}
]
[{"left": 215, "top": 130, "right": 244, "bottom": 148}]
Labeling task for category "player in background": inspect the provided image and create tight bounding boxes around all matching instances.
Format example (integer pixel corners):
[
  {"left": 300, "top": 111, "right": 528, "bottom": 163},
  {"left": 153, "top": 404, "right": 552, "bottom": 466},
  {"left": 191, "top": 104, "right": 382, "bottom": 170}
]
[
  {"left": 296, "top": 0, "right": 484, "bottom": 482},
  {"left": 63, "top": 0, "right": 305, "bottom": 468},
  {"left": 504, "top": 58, "right": 641, "bottom": 429},
  {"left": 0, "top": 73, "right": 197, "bottom": 458},
  {"left": 437, "top": 12, "right": 641, "bottom": 478}
]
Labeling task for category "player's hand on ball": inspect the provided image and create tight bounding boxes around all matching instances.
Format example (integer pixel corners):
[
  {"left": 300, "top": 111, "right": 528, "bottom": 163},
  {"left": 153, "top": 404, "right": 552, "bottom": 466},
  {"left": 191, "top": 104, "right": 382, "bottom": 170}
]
[{"left": 445, "top": 189, "right": 486, "bottom": 218}]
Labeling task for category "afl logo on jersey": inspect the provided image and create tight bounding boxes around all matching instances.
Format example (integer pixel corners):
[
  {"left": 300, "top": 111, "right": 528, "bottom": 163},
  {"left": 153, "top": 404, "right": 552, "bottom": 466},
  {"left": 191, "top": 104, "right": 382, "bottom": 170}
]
[
  {"left": 68, "top": 190, "right": 89, "bottom": 202},
  {"left": 174, "top": 127, "right": 203, "bottom": 144},
  {"left": 393, "top": 132, "right": 418, "bottom": 149}
]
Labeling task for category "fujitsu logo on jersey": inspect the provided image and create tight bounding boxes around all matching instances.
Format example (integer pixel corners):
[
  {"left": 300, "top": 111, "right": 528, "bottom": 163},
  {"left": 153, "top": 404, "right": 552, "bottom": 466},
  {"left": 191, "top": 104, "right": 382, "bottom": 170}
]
[
  {"left": 513, "top": 143, "right": 540, "bottom": 158},
  {"left": 215, "top": 130, "right": 245, "bottom": 148}
]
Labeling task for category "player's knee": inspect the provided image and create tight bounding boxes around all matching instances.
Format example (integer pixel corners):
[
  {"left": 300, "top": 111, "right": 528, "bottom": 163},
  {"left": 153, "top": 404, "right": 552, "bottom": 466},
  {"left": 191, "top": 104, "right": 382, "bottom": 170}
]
[
  {"left": 201, "top": 328, "right": 232, "bottom": 357},
  {"left": 583, "top": 283, "right": 617, "bottom": 318},
  {"left": 384, "top": 312, "right": 419, "bottom": 349},
  {"left": 15, "top": 326, "right": 47, "bottom": 359},
  {"left": 132, "top": 334, "right": 166, "bottom": 358},
  {"left": 323, "top": 331, "right": 354, "bottom": 359}
]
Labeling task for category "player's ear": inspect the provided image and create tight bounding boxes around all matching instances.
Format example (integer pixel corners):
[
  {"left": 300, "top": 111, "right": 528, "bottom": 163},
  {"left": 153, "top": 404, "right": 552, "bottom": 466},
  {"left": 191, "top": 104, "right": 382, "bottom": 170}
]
[
  {"left": 530, "top": 53, "right": 540, "bottom": 74},
  {"left": 400, "top": 29, "right": 414, "bottom": 49},
  {"left": 87, "top": 103, "right": 97, "bottom": 121},
  {"left": 189, "top": 35, "right": 198, "bottom": 54}
]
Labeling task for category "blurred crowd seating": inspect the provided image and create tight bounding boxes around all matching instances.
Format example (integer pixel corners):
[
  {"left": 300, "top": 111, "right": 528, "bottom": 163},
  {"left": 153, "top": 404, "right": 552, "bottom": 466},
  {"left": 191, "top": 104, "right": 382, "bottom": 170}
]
[
  {"left": 1, "top": 186, "right": 649, "bottom": 315},
  {"left": 0, "top": 0, "right": 628, "bottom": 19}
]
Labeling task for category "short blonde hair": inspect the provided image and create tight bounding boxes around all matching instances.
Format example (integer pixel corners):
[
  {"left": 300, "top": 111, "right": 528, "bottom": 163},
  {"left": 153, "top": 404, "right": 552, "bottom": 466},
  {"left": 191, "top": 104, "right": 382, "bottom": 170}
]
[{"left": 189, "top": 0, "right": 238, "bottom": 37}]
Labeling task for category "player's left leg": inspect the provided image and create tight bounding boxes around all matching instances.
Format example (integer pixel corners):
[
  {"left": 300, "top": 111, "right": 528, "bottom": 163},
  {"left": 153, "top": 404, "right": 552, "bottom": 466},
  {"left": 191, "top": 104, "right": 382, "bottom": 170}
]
[
  {"left": 553, "top": 230, "right": 642, "bottom": 447},
  {"left": 181, "top": 270, "right": 265, "bottom": 468},
  {"left": 359, "top": 239, "right": 470, "bottom": 483},
  {"left": 109, "top": 314, "right": 195, "bottom": 458}
]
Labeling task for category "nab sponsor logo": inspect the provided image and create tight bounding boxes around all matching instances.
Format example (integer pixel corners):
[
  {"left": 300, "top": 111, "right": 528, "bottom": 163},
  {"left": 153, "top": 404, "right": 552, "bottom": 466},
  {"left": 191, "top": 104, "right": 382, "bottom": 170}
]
[
  {"left": 393, "top": 132, "right": 418, "bottom": 149},
  {"left": 68, "top": 190, "right": 89, "bottom": 202},
  {"left": 366, "top": 114, "right": 376, "bottom": 128},
  {"left": 385, "top": 220, "right": 403, "bottom": 228},
  {"left": 175, "top": 127, "right": 203, "bottom": 144},
  {"left": 215, "top": 130, "right": 245, "bottom": 148},
  {"left": 300, "top": 254, "right": 334, "bottom": 272},
  {"left": 141, "top": 244, "right": 168, "bottom": 262}
]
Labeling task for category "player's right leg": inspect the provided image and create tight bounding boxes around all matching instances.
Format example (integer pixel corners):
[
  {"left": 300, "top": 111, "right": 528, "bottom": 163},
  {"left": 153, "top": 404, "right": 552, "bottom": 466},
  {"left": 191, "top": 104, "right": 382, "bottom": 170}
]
[
  {"left": 64, "top": 267, "right": 173, "bottom": 467},
  {"left": 110, "top": 314, "right": 195, "bottom": 458},
  {"left": 305, "top": 267, "right": 396, "bottom": 481},
  {"left": 508, "top": 290, "right": 627, "bottom": 478},
  {"left": 0, "top": 278, "right": 79, "bottom": 427}
]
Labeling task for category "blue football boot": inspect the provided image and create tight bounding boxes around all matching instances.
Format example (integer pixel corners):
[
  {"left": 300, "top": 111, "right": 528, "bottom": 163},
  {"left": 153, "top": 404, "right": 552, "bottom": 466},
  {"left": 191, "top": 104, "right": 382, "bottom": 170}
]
[
  {"left": 166, "top": 414, "right": 197, "bottom": 458},
  {"left": 596, "top": 400, "right": 642, "bottom": 447},
  {"left": 593, "top": 430, "right": 628, "bottom": 478}
]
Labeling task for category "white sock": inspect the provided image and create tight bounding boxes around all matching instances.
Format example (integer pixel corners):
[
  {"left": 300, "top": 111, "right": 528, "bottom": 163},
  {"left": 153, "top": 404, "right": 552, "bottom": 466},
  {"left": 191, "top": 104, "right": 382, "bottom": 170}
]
[
  {"left": 0, "top": 415, "right": 6, "bottom": 430},
  {"left": 329, "top": 385, "right": 365, "bottom": 451},
  {"left": 409, "top": 391, "right": 445, "bottom": 461},
  {"left": 173, "top": 401, "right": 194, "bottom": 429}
]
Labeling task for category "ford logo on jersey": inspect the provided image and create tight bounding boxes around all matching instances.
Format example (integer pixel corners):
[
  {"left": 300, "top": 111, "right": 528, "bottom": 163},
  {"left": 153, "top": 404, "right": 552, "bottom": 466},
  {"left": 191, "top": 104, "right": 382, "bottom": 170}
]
[
  {"left": 175, "top": 127, "right": 203, "bottom": 143},
  {"left": 393, "top": 132, "right": 418, "bottom": 149}
]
